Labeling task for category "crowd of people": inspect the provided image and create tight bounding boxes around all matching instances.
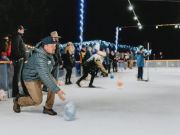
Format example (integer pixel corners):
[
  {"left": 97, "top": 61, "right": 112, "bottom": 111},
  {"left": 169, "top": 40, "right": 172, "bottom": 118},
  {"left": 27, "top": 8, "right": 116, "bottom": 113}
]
[{"left": 0, "top": 25, "right": 164, "bottom": 116}]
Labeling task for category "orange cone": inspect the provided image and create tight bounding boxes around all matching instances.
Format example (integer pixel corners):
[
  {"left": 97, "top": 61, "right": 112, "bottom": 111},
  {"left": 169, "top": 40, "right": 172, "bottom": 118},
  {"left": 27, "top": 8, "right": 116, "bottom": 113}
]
[
  {"left": 116, "top": 74, "right": 124, "bottom": 89},
  {"left": 117, "top": 79, "right": 124, "bottom": 88}
]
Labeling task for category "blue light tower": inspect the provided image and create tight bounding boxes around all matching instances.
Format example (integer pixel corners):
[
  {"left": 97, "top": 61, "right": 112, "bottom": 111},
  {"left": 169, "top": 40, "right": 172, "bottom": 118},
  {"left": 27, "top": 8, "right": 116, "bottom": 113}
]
[
  {"left": 115, "top": 27, "right": 122, "bottom": 51},
  {"left": 115, "top": 27, "right": 119, "bottom": 46},
  {"left": 79, "top": 0, "right": 85, "bottom": 47}
]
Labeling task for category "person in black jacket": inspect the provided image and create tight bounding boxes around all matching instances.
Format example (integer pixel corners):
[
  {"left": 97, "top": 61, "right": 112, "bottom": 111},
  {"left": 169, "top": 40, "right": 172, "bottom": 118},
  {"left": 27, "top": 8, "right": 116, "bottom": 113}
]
[
  {"left": 80, "top": 45, "right": 91, "bottom": 74},
  {"left": 62, "top": 42, "right": 75, "bottom": 85},
  {"left": 11, "top": 25, "right": 28, "bottom": 97},
  {"left": 76, "top": 50, "right": 108, "bottom": 88}
]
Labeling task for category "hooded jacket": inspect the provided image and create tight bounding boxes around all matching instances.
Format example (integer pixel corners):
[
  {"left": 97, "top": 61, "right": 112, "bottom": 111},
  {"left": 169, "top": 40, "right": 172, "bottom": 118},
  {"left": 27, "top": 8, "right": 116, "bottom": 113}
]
[{"left": 136, "top": 50, "right": 145, "bottom": 67}]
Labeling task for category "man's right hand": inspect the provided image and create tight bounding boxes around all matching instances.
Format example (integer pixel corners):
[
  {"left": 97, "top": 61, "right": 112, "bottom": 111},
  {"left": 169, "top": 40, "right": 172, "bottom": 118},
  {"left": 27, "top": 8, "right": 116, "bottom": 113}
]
[{"left": 57, "top": 90, "right": 66, "bottom": 101}]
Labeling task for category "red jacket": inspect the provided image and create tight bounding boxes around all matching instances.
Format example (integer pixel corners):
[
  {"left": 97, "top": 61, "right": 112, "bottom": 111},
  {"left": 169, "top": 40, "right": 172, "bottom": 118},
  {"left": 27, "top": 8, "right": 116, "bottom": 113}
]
[{"left": 1, "top": 43, "right": 11, "bottom": 57}]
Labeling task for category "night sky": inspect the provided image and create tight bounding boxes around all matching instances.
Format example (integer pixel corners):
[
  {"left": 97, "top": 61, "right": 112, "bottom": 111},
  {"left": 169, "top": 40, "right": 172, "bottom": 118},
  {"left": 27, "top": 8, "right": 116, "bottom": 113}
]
[{"left": 0, "top": 0, "right": 180, "bottom": 59}]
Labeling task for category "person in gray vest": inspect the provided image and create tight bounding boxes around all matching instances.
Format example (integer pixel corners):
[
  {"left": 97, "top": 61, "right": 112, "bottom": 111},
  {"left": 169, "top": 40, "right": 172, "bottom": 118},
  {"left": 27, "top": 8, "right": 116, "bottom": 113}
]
[{"left": 13, "top": 36, "right": 65, "bottom": 115}]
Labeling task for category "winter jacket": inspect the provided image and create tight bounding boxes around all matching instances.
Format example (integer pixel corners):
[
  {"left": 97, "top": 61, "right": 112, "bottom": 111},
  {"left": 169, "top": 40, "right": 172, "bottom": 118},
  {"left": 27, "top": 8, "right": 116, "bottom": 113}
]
[
  {"left": 11, "top": 33, "right": 27, "bottom": 61},
  {"left": 83, "top": 54, "right": 108, "bottom": 75},
  {"left": 136, "top": 51, "right": 145, "bottom": 67},
  {"left": 22, "top": 47, "right": 60, "bottom": 92},
  {"left": 62, "top": 51, "right": 75, "bottom": 69},
  {"left": 80, "top": 50, "right": 91, "bottom": 65}
]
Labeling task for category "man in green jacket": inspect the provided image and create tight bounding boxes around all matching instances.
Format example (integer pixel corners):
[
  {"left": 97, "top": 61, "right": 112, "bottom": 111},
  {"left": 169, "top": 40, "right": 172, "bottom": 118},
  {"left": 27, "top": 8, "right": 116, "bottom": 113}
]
[{"left": 13, "top": 36, "right": 65, "bottom": 115}]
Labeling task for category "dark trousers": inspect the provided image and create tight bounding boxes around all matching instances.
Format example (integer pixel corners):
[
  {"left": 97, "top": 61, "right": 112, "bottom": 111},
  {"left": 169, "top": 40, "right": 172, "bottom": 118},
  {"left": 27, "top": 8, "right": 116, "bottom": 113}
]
[
  {"left": 65, "top": 67, "right": 72, "bottom": 83},
  {"left": 12, "top": 59, "right": 25, "bottom": 97},
  {"left": 103, "top": 64, "right": 110, "bottom": 73},
  {"left": 112, "top": 62, "right": 118, "bottom": 72},
  {"left": 138, "top": 67, "right": 143, "bottom": 79},
  {"left": 77, "top": 69, "right": 96, "bottom": 86}
]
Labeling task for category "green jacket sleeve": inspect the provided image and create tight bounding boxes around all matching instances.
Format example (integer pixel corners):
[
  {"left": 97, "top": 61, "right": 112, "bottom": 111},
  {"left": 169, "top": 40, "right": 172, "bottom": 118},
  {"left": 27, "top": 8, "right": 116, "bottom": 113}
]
[{"left": 34, "top": 54, "right": 60, "bottom": 93}]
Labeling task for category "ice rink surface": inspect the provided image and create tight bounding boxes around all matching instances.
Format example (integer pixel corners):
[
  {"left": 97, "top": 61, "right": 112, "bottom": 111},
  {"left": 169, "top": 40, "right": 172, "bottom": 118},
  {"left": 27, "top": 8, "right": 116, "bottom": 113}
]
[{"left": 0, "top": 67, "right": 180, "bottom": 135}]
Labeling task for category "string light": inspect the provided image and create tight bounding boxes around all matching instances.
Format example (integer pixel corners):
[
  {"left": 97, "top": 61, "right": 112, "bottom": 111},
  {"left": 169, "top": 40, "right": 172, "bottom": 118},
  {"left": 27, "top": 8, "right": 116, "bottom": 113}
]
[
  {"left": 137, "top": 22, "right": 141, "bottom": 26},
  {"left": 138, "top": 25, "right": 143, "bottom": 29},
  {"left": 156, "top": 23, "right": 180, "bottom": 29},
  {"left": 174, "top": 25, "right": 178, "bottom": 28},
  {"left": 127, "top": 0, "right": 143, "bottom": 30},
  {"left": 117, "top": 23, "right": 180, "bottom": 30},
  {"left": 126, "top": 0, "right": 180, "bottom": 30},
  {"left": 128, "top": 5, "right": 133, "bottom": 11},
  {"left": 133, "top": 16, "right": 138, "bottom": 20}
]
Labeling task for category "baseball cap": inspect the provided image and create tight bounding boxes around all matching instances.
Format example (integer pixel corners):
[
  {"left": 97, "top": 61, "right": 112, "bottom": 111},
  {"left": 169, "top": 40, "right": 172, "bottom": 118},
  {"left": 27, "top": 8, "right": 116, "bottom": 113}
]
[{"left": 41, "top": 36, "right": 57, "bottom": 45}]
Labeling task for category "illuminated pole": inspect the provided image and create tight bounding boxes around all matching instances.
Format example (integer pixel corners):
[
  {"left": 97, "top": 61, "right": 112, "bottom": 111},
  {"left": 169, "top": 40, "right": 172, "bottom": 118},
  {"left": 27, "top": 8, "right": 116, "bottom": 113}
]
[
  {"left": 115, "top": 27, "right": 121, "bottom": 51},
  {"left": 147, "top": 42, "right": 150, "bottom": 81},
  {"left": 79, "top": 0, "right": 84, "bottom": 47},
  {"left": 115, "top": 27, "right": 119, "bottom": 46}
]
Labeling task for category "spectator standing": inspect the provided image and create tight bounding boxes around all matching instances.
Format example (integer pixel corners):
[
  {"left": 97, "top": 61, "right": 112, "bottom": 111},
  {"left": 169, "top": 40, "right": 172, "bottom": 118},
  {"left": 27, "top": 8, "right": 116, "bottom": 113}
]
[
  {"left": 11, "top": 25, "right": 28, "bottom": 97},
  {"left": 50, "top": 31, "right": 63, "bottom": 80},
  {"left": 62, "top": 42, "right": 75, "bottom": 85},
  {"left": 136, "top": 45, "right": 146, "bottom": 81}
]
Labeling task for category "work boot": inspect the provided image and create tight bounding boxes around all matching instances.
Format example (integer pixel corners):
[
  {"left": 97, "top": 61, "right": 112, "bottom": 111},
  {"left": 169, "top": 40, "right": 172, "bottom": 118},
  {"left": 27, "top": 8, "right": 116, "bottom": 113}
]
[
  {"left": 89, "top": 84, "right": 96, "bottom": 88},
  {"left": 68, "top": 81, "right": 72, "bottom": 84},
  {"left": 13, "top": 97, "right": 21, "bottom": 113},
  {"left": 43, "top": 107, "right": 57, "bottom": 115},
  {"left": 76, "top": 81, "right": 81, "bottom": 87},
  {"left": 65, "top": 81, "right": 69, "bottom": 85}
]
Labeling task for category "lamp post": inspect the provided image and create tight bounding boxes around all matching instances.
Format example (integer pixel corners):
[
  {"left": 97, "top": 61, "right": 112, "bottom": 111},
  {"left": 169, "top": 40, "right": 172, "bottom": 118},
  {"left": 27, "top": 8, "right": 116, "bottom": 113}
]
[{"left": 115, "top": 27, "right": 122, "bottom": 51}]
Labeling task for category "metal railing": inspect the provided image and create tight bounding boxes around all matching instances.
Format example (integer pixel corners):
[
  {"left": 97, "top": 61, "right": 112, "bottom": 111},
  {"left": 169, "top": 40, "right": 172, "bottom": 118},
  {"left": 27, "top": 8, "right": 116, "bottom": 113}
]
[
  {"left": 0, "top": 61, "right": 13, "bottom": 97},
  {"left": 1, "top": 60, "right": 180, "bottom": 98},
  {"left": 145, "top": 60, "right": 180, "bottom": 67}
]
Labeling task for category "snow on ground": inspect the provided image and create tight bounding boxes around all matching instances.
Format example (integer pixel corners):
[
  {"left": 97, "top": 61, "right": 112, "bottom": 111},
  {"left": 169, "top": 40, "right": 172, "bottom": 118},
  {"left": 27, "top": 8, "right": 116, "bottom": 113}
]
[{"left": 0, "top": 67, "right": 180, "bottom": 135}]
